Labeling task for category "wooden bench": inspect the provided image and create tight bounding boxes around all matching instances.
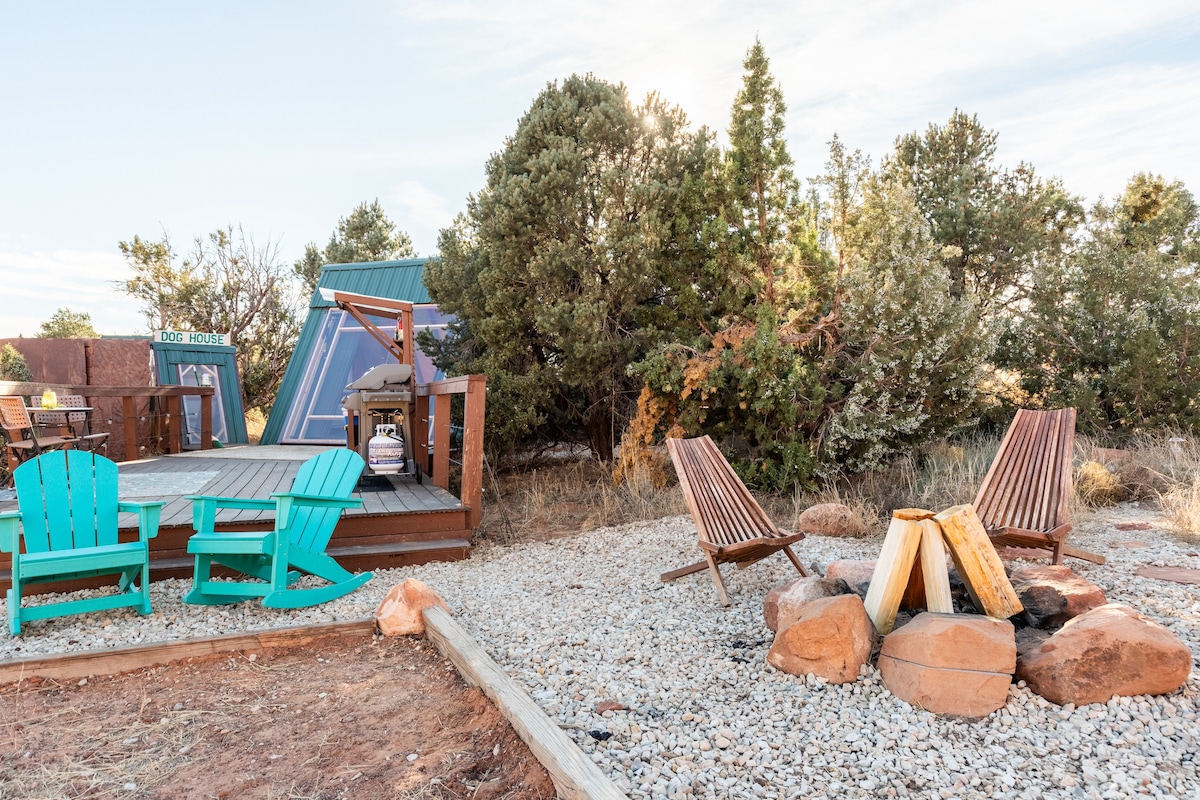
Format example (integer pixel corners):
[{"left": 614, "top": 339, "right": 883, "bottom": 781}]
[
  {"left": 975, "top": 408, "right": 1104, "bottom": 565},
  {"left": 663, "top": 435, "right": 807, "bottom": 605}
]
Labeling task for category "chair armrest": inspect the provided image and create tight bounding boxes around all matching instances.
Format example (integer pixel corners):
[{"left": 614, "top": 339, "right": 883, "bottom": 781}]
[
  {"left": 268, "top": 492, "right": 364, "bottom": 510},
  {"left": 118, "top": 500, "right": 166, "bottom": 541},
  {"left": 184, "top": 495, "right": 277, "bottom": 510},
  {"left": 187, "top": 494, "right": 278, "bottom": 534},
  {"left": 0, "top": 510, "right": 20, "bottom": 554}
]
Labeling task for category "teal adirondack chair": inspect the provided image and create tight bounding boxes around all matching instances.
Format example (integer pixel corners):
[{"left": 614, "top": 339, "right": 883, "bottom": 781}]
[
  {"left": 183, "top": 448, "right": 372, "bottom": 608},
  {"left": 0, "top": 451, "right": 164, "bottom": 635}
]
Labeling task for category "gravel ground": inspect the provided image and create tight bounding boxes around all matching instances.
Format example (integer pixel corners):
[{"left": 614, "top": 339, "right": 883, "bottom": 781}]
[{"left": 3, "top": 504, "right": 1199, "bottom": 799}]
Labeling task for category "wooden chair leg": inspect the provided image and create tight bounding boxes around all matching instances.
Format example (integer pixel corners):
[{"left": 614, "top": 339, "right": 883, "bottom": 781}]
[
  {"left": 705, "top": 553, "right": 731, "bottom": 607},
  {"left": 783, "top": 546, "right": 809, "bottom": 576},
  {"left": 660, "top": 560, "right": 709, "bottom": 582}
]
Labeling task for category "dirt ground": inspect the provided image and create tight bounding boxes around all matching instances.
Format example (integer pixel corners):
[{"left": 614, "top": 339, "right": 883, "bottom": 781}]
[{"left": 0, "top": 634, "right": 556, "bottom": 800}]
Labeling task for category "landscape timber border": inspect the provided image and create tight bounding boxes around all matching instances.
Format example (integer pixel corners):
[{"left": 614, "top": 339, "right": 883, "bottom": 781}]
[{"left": 0, "top": 613, "right": 628, "bottom": 800}]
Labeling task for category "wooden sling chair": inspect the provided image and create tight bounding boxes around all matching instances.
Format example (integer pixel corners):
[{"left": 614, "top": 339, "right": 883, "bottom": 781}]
[
  {"left": 974, "top": 407, "right": 1105, "bottom": 565},
  {"left": 662, "top": 435, "right": 808, "bottom": 606},
  {"left": 183, "top": 448, "right": 373, "bottom": 609}
]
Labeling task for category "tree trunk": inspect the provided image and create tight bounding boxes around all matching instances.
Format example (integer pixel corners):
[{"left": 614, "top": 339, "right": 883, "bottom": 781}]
[{"left": 584, "top": 409, "right": 614, "bottom": 462}]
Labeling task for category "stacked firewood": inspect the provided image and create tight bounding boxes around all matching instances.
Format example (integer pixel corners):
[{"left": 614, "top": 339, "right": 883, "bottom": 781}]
[{"left": 863, "top": 505, "right": 1023, "bottom": 634}]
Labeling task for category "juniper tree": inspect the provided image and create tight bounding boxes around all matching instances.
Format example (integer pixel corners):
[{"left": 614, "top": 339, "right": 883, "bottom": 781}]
[
  {"left": 888, "top": 110, "right": 1082, "bottom": 311},
  {"left": 1007, "top": 174, "right": 1200, "bottom": 432},
  {"left": 422, "top": 75, "right": 731, "bottom": 461}
]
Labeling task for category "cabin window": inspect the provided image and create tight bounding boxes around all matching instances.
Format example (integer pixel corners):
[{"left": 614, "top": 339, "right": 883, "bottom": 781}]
[{"left": 279, "top": 308, "right": 449, "bottom": 444}]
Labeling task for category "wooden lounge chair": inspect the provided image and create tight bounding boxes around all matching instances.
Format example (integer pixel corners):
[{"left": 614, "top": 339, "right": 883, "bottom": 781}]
[
  {"left": 0, "top": 396, "right": 77, "bottom": 477},
  {"left": 0, "top": 450, "right": 164, "bottom": 635},
  {"left": 974, "top": 408, "right": 1104, "bottom": 565},
  {"left": 662, "top": 435, "right": 808, "bottom": 605},
  {"left": 183, "top": 448, "right": 373, "bottom": 609},
  {"left": 30, "top": 394, "right": 109, "bottom": 455}
]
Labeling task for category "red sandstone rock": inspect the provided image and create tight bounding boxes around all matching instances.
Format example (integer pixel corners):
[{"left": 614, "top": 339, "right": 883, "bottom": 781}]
[
  {"left": 878, "top": 613, "right": 1016, "bottom": 718},
  {"left": 1114, "top": 521, "right": 1152, "bottom": 531},
  {"left": 767, "top": 595, "right": 875, "bottom": 683},
  {"left": 763, "top": 576, "right": 849, "bottom": 632},
  {"left": 824, "top": 559, "right": 876, "bottom": 598},
  {"left": 881, "top": 612, "right": 1016, "bottom": 673},
  {"left": 1017, "top": 603, "right": 1192, "bottom": 705},
  {"left": 796, "top": 503, "right": 857, "bottom": 536},
  {"left": 375, "top": 578, "right": 451, "bottom": 636},
  {"left": 878, "top": 656, "right": 1013, "bottom": 719},
  {"left": 1009, "top": 565, "right": 1107, "bottom": 629},
  {"left": 1135, "top": 565, "right": 1200, "bottom": 585}
]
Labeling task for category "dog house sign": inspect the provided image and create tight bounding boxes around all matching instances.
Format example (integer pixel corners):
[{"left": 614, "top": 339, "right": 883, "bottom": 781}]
[{"left": 154, "top": 330, "right": 230, "bottom": 347}]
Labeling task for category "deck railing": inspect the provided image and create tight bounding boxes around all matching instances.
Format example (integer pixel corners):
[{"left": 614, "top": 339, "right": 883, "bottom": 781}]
[
  {"left": 0, "top": 382, "right": 214, "bottom": 463},
  {"left": 413, "top": 375, "right": 487, "bottom": 530}
]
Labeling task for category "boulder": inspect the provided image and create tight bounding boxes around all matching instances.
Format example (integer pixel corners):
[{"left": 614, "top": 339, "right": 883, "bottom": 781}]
[
  {"left": 878, "top": 612, "right": 1016, "bottom": 719},
  {"left": 767, "top": 594, "right": 875, "bottom": 684},
  {"left": 824, "top": 559, "right": 876, "bottom": 598},
  {"left": 1017, "top": 603, "right": 1192, "bottom": 705},
  {"left": 1010, "top": 565, "right": 1107, "bottom": 629},
  {"left": 796, "top": 503, "right": 857, "bottom": 536},
  {"left": 763, "top": 576, "right": 850, "bottom": 632},
  {"left": 375, "top": 578, "right": 451, "bottom": 636}
]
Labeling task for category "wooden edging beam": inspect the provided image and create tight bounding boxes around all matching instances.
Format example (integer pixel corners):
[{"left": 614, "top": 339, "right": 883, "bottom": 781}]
[
  {"left": 423, "top": 605, "right": 628, "bottom": 800},
  {"left": 0, "top": 619, "right": 376, "bottom": 685}
]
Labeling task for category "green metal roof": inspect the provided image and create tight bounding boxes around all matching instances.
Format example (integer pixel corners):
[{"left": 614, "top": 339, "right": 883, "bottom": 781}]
[
  {"left": 307, "top": 258, "right": 432, "bottom": 308},
  {"left": 261, "top": 258, "right": 431, "bottom": 444}
]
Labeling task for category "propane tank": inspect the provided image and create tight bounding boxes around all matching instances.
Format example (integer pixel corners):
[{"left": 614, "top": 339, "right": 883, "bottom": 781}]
[{"left": 367, "top": 424, "right": 405, "bottom": 474}]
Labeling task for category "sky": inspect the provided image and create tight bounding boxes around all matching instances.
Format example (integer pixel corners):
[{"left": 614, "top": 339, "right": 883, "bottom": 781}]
[{"left": 2, "top": 1, "right": 1198, "bottom": 338}]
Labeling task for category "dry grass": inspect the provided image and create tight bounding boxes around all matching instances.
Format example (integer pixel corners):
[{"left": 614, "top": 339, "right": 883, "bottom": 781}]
[
  {"left": 477, "top": 431, "right": 1200, "bottom": 545},
  {"left": 245, "top": 408, "right": 268, "bottom": 445},
  {"left": 478, "top": 457, "right": 687, "bottom": 545}
]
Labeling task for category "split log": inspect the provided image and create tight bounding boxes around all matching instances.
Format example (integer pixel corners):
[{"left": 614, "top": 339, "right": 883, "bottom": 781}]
[
  {"left": 935, "top": 504, "right": 1023, "bottom": 619},
  {"left": 864, "top": 509, "right": 934, "bottom": 634},
  {"left": 917, "top": 518, "right": 954, "bottom": 614}
]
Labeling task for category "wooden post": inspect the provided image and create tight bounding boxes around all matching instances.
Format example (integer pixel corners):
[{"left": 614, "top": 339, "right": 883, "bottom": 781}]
[
  {"left": 433, "top": 394, "right": 451, "bottom": 490},
  {"left": 412, "top": 393, "right": 430, "bottom": 476},
  {"left": 199, "top": 392, "right": 213, "bottom": 450},
  {"left": 935, "top": 504, "right": 1023, "bottom": 619},
  {"left": 863, "top": 509, "right": 933, "bottom": 634},
  {"left": 122, "top": 395, "right": 138, "bottom": 462},
  {"left": 460, "top": 376, "right": 486, "bottom": 531},
  {"left": 166, "top": 394, "right": 182, "bottom": 455}
]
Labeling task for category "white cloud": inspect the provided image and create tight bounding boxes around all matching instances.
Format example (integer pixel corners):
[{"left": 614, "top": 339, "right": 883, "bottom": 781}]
[
  {"left": 385, "top": 181, "right": 456, "bottom": 256},
  {"left": 0, "top": 249, "right": 145, "bottom": 338},
  {"left": 391, "top": 0, "right": 1200, "bottom": 202}
]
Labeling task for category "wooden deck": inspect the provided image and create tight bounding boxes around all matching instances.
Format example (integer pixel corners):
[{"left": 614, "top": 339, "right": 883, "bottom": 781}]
[{"left": 0, "top": 446, "right": 473, "bottom": 592}]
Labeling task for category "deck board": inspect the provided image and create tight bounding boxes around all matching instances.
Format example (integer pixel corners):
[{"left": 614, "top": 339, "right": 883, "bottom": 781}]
[{"left": 0, "top": 448, "right": 473, "bottom": 591}]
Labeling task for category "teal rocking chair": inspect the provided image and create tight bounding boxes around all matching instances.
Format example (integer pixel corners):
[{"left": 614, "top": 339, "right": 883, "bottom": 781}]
[
  {"left": 183, "top": 449, "right": 372, "bottom": 609},
  {"left": 0, "top": 451, "right": 164, "bottom": 635}
]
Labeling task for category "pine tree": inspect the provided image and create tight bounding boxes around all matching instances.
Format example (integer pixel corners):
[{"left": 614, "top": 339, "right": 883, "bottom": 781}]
[{"left": 293, "top": 200, "right": 415, "bottom": 293}]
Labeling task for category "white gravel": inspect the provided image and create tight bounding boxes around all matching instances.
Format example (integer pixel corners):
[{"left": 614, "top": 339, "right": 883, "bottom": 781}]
[{"left": 4, "top": 504, "right": 1199, "bottom": 799}]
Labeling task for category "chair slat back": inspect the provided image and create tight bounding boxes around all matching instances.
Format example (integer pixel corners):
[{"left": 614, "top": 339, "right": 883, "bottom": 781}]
[
  {"left": 666, "top": 436, "right": 781, "bottom": 546},
  {"left": 0, "top": 396, "right": 33, "bottom": 435},
  {"left": 285, "top": 449, "right": 364, "bottom": 551},
  {"left": 973, "top": 408, "right": 1074, "bottom": 534},
  {"left": 12, "top": 451, "right": 120, "bottom": 554}
]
